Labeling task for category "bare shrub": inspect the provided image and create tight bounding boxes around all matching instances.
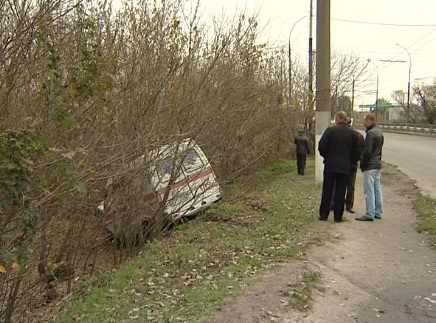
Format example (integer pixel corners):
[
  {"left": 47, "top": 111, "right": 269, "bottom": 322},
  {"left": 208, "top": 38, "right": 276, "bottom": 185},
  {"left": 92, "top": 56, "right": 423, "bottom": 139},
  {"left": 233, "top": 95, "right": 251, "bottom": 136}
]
[{"left": 0, "top": 0, "right": 298, "bottom": 321}]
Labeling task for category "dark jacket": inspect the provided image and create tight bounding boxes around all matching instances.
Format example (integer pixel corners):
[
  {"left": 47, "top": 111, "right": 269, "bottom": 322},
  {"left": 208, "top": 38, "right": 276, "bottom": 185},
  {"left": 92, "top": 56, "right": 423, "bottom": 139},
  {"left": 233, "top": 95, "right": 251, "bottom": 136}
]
[
  {"left": 294, "top": 133, "right": 311, "bottom": 156},
  {"left": 352, "top": 130, "right": 365, "bottom": 170},
  {"left": 318, "top": 122, "right": 360, "bottom": 174},
  {"left": 360, "top": 123, "right": 384, "bottom": 171}
]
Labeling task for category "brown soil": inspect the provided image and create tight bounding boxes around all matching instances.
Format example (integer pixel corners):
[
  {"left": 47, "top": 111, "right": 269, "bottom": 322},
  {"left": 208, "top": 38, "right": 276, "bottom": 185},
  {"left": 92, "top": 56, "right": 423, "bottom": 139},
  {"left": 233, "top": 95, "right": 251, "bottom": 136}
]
[{"left": 205, "top": 164, "right": 436, "bottom": 323}]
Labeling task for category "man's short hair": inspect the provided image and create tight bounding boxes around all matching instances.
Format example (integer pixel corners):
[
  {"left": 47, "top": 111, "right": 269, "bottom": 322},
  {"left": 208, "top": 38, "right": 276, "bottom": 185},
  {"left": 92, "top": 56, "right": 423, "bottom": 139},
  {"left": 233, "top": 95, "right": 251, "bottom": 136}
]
[
  {"left": 364, "top": 114, "right": 376, "bottom": 122},
  {"left": 335, "top": 111, "right": 348, "bottom": 122}
]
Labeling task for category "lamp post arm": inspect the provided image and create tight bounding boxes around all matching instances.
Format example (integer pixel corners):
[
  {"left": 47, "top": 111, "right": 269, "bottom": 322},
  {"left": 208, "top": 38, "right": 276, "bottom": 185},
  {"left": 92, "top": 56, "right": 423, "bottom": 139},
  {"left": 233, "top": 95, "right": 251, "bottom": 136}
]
[
  {"left": 288, "top": 15, "right": 307, "bottom": 103},
  {"left": 396, "top": 43, "right": 411, "bottom": 123}
]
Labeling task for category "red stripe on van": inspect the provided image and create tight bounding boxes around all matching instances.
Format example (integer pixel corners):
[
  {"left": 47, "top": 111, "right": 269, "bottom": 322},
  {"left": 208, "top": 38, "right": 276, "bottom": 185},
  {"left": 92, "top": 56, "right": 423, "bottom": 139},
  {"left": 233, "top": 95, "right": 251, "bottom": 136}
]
[{"left": 156, "top": 168, "right": 215, "bottom": 196}]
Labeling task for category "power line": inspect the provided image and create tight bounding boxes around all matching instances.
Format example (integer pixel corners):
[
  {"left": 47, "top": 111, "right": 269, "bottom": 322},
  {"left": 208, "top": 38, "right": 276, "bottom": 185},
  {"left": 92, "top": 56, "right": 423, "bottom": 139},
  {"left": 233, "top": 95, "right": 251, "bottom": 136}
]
[
  {"left": 334, "top": 19, "right": 436, "bottom": 69},
  {"left": 379, "top": 60, "right": 407, "bottom": 63},
  {"left": 333, "top": 18, "right": 436, "bottom": 27}
]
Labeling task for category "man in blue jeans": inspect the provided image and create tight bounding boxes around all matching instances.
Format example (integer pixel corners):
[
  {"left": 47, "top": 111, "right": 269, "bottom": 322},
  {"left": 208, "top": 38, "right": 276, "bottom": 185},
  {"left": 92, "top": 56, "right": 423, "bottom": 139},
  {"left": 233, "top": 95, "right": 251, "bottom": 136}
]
[{"left": 356, "top": 114, "right": 384, "bottom": 221}]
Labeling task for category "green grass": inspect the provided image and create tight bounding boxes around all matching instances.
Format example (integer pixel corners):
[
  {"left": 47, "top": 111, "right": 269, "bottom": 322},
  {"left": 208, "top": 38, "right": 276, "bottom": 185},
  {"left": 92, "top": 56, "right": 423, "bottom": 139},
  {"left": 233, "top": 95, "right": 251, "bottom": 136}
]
[
  {"left": 414, "top": 194, "right": 436, "bottom": 247},
  {"left": 286, "top": 270, "right": 322, "bottom": 311},
  {"left": 51, "top": 160, "right": 436, "bottom": 322},
  {"left": 51, "top": 161, "right": 436, "bottom": 322},
  {"left": 54, "top": 159, "right": 322, "bottom": 322}
]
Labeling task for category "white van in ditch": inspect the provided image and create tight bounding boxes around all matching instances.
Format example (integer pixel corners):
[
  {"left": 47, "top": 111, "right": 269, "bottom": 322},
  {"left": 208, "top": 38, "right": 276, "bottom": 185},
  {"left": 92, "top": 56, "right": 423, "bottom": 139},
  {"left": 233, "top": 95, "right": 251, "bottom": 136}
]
[{"left": 99, "top": 138, "right": 222, "bottom": 240}]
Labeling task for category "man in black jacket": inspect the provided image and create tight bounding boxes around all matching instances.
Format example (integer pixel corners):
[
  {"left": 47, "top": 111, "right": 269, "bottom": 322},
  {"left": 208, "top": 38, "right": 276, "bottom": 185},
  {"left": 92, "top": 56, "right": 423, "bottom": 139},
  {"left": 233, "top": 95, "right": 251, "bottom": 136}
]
[
  {"left": 318, "top": 111, "right": 361, "bottom": 222},
  {"left": 294, "top": 130, "right": 311, "bottom": 175},
  {"left": 356, "top": 114, "right": 384, "bottom": 221},
  {"left": 345, "top": 118, "right": 365, "bottom": 213},
  {"left": 329, "top": 117, "right": 364, "bottom": 213}
]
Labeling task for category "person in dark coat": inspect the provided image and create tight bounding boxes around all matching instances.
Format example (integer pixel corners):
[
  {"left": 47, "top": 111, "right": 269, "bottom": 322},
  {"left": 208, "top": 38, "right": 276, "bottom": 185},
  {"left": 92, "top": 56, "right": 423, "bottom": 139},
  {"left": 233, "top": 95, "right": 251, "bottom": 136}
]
[
  {"left": 329, "top": 117, "right": 364, "bottom": 213},
  {"left": 344, "top": 117, "right": 365, "bottom": 213},
  {"left": 294, "top": 130, "right": 311, "bottom": 175},
  {"left": 318, "top": 111, "right": 360, "bottom": 222}
]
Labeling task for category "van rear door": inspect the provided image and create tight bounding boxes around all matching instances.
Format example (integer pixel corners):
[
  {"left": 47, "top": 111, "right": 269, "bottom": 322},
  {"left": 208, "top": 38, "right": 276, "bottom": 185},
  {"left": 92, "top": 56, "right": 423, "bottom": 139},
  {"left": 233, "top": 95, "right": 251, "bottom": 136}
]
[{"left": 150, "top": 139, "right": 221, "bottom": 220}]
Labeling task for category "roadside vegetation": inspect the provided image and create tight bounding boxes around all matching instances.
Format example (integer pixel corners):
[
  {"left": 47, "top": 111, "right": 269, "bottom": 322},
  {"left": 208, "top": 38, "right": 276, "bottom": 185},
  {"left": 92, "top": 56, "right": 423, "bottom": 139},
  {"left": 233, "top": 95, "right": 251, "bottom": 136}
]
[
  {"left": 1, "top": 1, "right": 306, "bottom": 320},
  {"left": 414, "top": 194, "right": 436, "bottom": 247},
  {"left": 51, "top": 159, "right": 320, "bottom": 322},
  {"left": 285, "top": 270, "right": 322, "bottom": 312},
  {"left": 29, "top": 159, "right": 434, "bottom": 322}
]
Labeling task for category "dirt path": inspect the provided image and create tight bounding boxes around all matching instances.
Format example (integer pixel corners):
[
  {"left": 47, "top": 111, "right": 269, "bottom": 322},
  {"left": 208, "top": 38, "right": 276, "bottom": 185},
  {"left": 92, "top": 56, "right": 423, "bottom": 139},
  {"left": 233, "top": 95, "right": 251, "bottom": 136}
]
[{"left": 206, "top": 164, "right": 436, "bottom": 323}]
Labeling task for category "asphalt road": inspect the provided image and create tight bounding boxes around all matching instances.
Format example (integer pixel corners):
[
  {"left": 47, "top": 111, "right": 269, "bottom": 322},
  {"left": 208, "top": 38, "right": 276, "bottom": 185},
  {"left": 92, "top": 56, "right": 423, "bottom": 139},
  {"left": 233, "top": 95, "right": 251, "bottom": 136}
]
[{"left": 359, "top": 130, "right": 436, "bottom": 199}]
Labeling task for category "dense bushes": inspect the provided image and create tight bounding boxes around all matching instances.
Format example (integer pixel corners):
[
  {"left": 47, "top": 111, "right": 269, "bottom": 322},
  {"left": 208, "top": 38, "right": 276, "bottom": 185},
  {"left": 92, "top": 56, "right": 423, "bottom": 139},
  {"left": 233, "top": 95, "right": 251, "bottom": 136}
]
[{"left": 0, "top": 1, "right": 300, "bottom": 321}]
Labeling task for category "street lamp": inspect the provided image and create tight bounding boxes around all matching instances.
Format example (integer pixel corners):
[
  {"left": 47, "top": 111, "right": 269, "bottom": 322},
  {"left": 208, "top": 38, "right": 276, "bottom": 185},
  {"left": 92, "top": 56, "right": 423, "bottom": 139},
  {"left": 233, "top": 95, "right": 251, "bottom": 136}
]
[
  {"left": 367, "top": 59, "right": 379, "bottom": 120},
  {"left": 350, "top": 60, "right": 371, "bottom": 118},
  {"left": 396, "top": 43, "right": 411, "bottom": 124},
  {"left": 288, "top": 15, "right": 306, "bottom": 103}
]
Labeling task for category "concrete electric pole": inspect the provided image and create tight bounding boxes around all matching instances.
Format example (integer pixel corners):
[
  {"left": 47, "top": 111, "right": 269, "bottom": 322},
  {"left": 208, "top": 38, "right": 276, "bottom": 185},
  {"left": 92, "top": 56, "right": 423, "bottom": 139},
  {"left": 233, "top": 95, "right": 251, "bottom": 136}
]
[
  {"left": 308, "top": 0, "right": 314, "bottom": 132},
  {"left": 315, "top": 0, "right": 331, "bottom": 182}
]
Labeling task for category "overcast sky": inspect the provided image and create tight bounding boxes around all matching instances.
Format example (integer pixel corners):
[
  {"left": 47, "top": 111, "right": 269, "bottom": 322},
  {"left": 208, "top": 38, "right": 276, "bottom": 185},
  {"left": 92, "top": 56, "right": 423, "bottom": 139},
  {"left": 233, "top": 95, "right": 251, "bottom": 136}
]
[{"left": 196, "top": 0, "right": 436, "bottom": 109}]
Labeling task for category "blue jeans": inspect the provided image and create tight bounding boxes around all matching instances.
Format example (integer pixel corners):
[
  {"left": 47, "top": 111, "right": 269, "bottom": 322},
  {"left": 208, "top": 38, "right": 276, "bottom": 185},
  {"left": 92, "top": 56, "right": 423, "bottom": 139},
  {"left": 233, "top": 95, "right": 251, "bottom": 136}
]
[{"left": 363, "top": 169, "right": 383, "bottom": 219}]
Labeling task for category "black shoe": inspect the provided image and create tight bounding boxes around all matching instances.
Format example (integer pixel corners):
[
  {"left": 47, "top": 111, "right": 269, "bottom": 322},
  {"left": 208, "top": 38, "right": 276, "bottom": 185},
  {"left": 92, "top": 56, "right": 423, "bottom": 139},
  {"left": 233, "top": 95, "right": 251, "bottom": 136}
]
[
  {"left": 375, "top": 216, "right": 382, "bottom": 219},
  {"left": 355, "top": 215, "right": 374, "bottom": 221},
  {"left": 319, "top": 217, "right": 328, "bottom": 221},
  {"left": 346, "top": 207, "right": 355, "bottom": 214},
  {"left": 334, "top": 219, "right": 343, "bottom": 223}
]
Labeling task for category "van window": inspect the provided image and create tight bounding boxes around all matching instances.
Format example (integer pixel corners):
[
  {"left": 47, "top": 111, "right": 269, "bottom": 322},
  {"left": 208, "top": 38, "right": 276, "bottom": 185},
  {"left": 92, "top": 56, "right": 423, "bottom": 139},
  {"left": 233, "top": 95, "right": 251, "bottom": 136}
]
[
  {"left": 157, "top": 157, "right": 174, "bottom": 176},
  {"left": 184, "top": 148, "right": 198, "bottom": 165}
]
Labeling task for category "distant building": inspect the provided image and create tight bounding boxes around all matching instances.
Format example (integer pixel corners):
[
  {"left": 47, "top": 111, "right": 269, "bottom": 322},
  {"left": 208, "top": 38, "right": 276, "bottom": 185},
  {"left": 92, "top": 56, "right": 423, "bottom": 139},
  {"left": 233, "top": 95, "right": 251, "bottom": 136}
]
[{"left": 358, "top": 103, "right": 404, "bottom": 121}]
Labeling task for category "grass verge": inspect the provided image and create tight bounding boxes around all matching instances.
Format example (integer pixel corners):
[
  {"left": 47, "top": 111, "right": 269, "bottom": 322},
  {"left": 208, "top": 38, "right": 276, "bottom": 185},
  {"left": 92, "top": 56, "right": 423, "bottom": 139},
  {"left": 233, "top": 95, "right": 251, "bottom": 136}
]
[
  {"left": 283, "top": 270, "right": 322, "bottom": 312},
  {"left": 53, "top": 159, "right": 321, "bottom": 322},
  {"left": 414, "top": 194, "right": 436, "bottom": 247}
]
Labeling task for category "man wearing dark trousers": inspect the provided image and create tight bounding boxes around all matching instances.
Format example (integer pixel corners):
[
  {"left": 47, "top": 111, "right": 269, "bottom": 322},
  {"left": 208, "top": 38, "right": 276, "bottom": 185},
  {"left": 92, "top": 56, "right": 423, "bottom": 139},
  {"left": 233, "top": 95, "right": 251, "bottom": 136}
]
[
  {"left": 329, "top": 117, "right": 364, "bottom": 213},
  {"left": 318, "top": 111, "right": 361, "bottom": 222},
  {"left": 345, "top": 118, "right": 365, "bottom": 213},
  {"left": 294, "top": 130, "right": 311, "bottom": 175}
]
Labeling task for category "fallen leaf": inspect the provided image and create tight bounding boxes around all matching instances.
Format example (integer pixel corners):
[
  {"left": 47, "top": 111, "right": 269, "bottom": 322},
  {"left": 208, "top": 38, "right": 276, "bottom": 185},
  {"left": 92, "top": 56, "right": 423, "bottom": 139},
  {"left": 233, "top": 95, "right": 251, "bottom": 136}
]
[{"left": 11, "top": 262, "right": 20, "bottom": 272}]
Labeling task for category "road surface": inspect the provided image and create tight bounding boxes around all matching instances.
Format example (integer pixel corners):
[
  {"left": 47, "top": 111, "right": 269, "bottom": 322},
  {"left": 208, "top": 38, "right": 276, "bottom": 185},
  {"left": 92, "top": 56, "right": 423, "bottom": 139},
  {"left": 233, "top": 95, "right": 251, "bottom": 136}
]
[{"left": 360, "top": 131, "right": 436, "bottom": 198}]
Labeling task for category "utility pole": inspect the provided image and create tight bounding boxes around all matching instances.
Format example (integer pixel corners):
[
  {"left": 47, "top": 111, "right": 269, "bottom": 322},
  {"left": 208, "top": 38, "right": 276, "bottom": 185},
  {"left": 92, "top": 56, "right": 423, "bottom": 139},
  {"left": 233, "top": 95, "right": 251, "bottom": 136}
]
[
  {"left": 308, "top": 0, "right": 314, "bottom": 133},
  {"left": 351, "top": 78, "right": 355, "bottom": 117},
  {"left": 315, "top": 0, "right": 331, "bottom": 182},
  {"left": 396, "top": 44, "right": 411, "bottom": 124},
  {"left": 351, "top": 60, "right": 370, "bottom": 117},
  {"left": 367, "top": 59, "right": 379, "bottom": 121}
]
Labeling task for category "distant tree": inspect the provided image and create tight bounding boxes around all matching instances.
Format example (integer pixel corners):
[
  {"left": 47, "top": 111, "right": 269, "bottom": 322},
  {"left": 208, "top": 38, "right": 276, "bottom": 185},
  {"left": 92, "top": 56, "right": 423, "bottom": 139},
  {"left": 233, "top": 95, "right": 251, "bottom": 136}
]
[
  {"left": 287, "top": 49, "right": 374, "bottom": 127},
  {"left": 331, "top": 94, "right": 352, "bottom": 118},
  {"left": 331, "top": 52, "right": 372, "bottom": 105},
  {"left": 391, "top": 90, "right": 408, "bottom": 120},
  {"left": 392, "top": 88, "right": 425, "bottom": 123},
  {"left": 374, "top": 97, "right": 390, "bottom": 121},
  {"left": 415, "top": 82, "right": 436, "bottom": 124},
  {"left": 377, "top": 98, "right": 390, "bottom": 104}
]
